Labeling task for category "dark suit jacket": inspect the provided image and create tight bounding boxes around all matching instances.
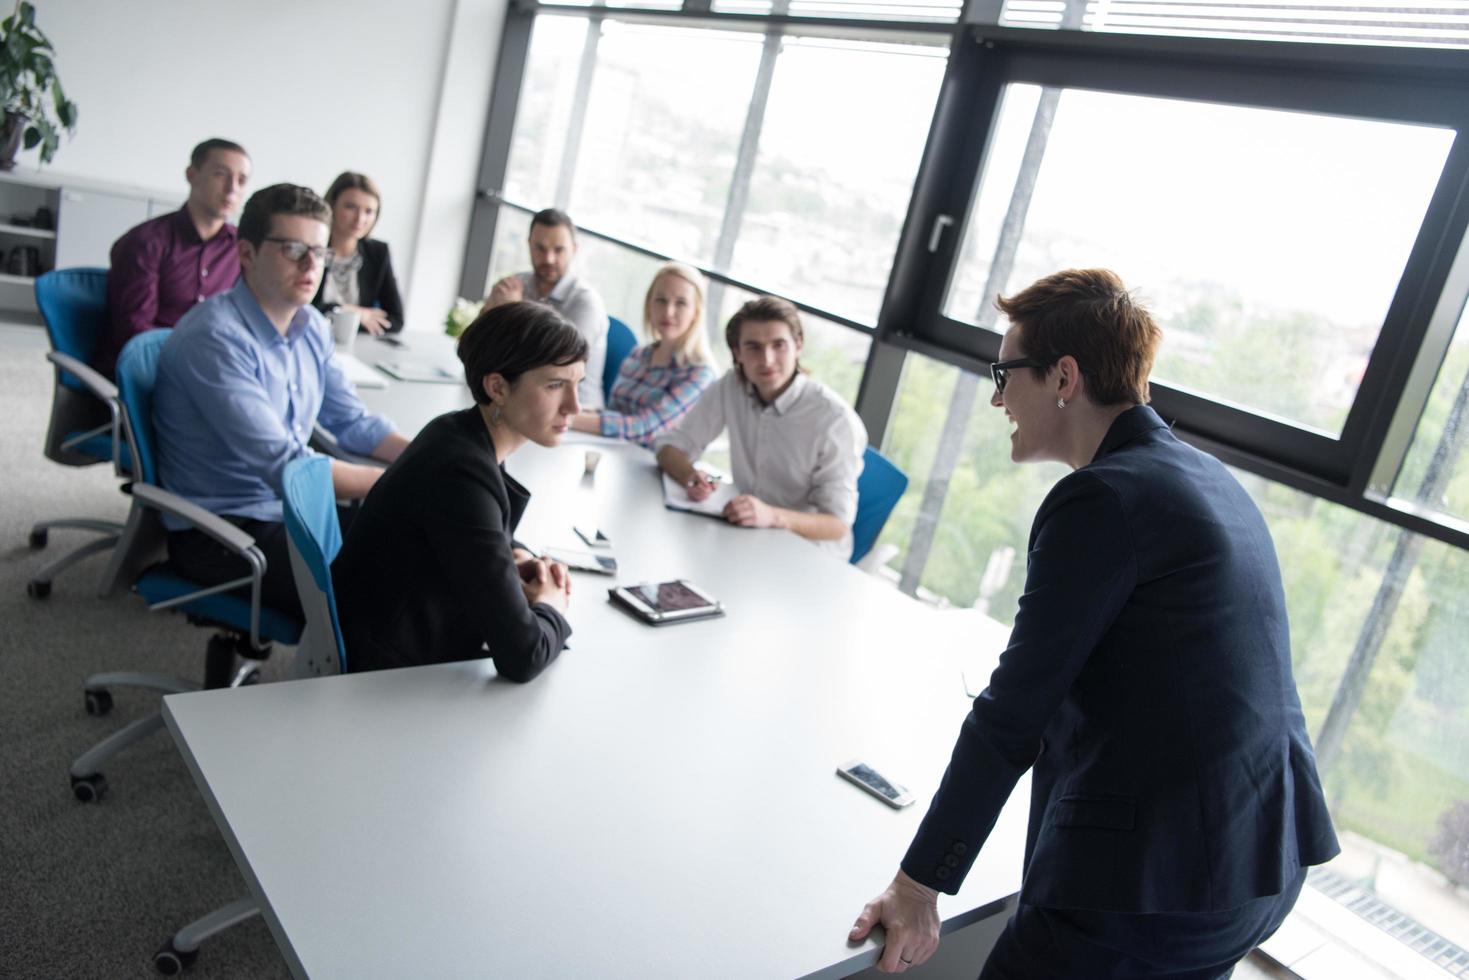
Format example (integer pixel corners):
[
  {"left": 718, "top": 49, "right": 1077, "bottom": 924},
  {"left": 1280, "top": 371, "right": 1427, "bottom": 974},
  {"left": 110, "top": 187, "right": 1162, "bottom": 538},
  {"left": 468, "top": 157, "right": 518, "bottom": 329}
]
[
  {"left": 902, "top": 405, "right": 1338, "bottom": 914},
  {"left": 311, "top": 237, "right": 404, "bottom": 333},
  {"left": 333, "top": 408, "right": 571, "bottom": 679}
]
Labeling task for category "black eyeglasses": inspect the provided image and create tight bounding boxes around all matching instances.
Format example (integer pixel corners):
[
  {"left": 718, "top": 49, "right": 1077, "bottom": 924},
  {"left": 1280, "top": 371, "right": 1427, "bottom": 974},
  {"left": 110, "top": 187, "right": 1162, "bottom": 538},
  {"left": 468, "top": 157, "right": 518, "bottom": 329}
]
[
  {"left": 990, "top": 357, "right": 1045, "bottom": 394},
  {"left": 264, "top": 237, "right": 332, "bottom": 266}
]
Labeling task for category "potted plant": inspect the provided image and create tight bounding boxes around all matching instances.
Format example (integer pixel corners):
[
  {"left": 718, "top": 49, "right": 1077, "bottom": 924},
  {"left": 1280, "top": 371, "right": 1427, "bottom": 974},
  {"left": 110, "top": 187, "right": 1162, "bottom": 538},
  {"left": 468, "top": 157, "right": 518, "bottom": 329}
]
[{"left": 0, "top": 0, "right": 77, "bottom": 169}]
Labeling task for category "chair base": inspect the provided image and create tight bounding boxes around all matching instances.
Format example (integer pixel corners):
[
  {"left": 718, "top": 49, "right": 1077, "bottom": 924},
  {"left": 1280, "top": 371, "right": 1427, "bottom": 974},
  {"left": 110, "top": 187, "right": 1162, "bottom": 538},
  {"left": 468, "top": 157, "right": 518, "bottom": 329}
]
[
  {"left": 68, "top": 634, "right": 266, "bottom": 801},
  {"left": 25, "top": 518, "right": 125, "bottom": 597},
  {"left": 153, "top": 896, "right": 261, "bottom": 975}
]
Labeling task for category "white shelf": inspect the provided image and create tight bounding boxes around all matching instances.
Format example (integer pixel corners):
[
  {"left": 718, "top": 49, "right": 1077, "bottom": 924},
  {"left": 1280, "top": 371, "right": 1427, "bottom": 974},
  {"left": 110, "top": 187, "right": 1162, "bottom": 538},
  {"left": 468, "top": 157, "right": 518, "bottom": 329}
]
[{"left": 0, "top": 222, "right": 55, "bottom": 239}]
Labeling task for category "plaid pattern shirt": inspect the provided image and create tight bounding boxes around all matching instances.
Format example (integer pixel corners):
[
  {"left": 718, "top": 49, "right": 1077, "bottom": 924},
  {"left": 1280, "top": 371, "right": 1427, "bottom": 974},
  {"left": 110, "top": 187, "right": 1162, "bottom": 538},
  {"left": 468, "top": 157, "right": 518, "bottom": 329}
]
[{"left": 600, "top": 344, "right": 718, "bottom": 447}]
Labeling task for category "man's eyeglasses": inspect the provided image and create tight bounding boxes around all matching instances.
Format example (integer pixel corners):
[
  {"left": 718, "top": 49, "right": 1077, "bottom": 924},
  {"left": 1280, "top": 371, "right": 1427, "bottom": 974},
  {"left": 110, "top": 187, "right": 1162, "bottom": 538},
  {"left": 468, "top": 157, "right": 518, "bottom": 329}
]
[
  {"left": 265, "top": 238, "right": 332, "bottom": 266},
  {"left": 990, "top": 357, "right": 1045, "bottom": 394}
]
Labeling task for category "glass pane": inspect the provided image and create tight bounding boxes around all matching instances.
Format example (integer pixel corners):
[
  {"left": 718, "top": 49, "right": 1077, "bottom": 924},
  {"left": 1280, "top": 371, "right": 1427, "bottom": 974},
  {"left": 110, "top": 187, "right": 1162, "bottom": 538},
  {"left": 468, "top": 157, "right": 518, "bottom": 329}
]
[
  {"left": 877, "top": 350, "right": 1066, "bottom": 612},
  {"left": 997, "top": 0, "right": 1469, "bottom": 49},
  {"left": 945, "top": 84, "right": 1454, "bottom": 434},
  {"left": 731, "top": 37, "right": 946, "bottom": 325},
  {"left": 503, "top": 16, "right": 590, "bottom": 209},
  {"left": 567, "top": 23, "right": 765, "bottom": 265},
  {"left": 714, "top": 0, "right": 962, "bottom": 21},
  {"left": 484, "top": 206, "right": 532, "bottom": 295},
  {"left": 1392, "top": 297, "right": 1469, "bottom": 525},
  {"left": 1235, "top": 474, "right": 1469, "bottom": 973}
]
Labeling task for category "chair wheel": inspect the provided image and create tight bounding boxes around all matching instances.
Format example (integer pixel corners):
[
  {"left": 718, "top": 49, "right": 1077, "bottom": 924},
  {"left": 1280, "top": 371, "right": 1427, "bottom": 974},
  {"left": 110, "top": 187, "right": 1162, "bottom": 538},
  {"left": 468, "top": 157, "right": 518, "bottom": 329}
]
[
  {"left": 26, "top": 579, "right": 51, "bottom": 599},
  {"left": 28, "top": 527, "right": 47, "bottom": 549},
  {"left": 71, "top": 772, "right": 108, "bottom": 803},
  {"left": 84, "top": 689, "right": 114, "bottom": 716},
  {"left": 153, "top": 939, "right": 198, "bottom": 975}
]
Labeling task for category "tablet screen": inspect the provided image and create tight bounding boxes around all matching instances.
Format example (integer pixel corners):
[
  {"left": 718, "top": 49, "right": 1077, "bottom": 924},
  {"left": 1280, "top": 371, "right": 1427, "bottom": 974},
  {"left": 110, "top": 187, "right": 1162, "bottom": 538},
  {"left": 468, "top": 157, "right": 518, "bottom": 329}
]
[{"left": 635, "top": 581, "right": 716, "bottom": 613}]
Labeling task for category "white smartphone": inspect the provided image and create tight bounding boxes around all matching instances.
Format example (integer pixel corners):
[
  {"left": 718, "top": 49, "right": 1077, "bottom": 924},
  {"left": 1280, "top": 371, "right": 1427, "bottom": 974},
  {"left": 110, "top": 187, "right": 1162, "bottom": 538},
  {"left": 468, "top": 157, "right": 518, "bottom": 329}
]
[
  {"left": 575, "top": 525, "right": 612, "bottom": 549},
  {"left": 836, "top": 760, "right": 914, "bottom": 809},
  {"left": 543, "top": 547, "right": 618, "bottom": 576}
]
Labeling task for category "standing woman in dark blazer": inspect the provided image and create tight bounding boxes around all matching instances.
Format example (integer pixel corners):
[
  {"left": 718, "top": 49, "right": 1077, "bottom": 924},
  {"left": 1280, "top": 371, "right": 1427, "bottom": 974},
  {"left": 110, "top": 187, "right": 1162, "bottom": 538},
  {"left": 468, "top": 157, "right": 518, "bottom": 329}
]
[
  {"left": 333, "top": 302, "right": 588, "bottom": 679},
  {"left": 312, "top": 171, "right": 405, "bottom": 334},
  {"left": 850, "top": 269, "right": 1339, "bottom": 978}
]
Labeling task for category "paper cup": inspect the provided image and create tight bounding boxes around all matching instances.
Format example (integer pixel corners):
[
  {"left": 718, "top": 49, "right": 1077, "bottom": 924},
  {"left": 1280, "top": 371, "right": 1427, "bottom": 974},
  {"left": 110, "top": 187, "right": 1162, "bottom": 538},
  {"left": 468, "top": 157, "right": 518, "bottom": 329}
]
[
  {"left": 584, "top": 450, "right": 602, "bottom": 475},
  {"left": 330, "top": 308, "right": 360, "bottom": 353}
]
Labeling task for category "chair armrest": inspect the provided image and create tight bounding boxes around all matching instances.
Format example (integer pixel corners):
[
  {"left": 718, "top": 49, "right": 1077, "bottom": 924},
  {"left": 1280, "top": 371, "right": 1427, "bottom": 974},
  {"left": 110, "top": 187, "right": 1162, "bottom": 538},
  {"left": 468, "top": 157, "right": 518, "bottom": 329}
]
[
  {"left": 130, "top": 483, "right": 273, "bottom": 654},
  {"left": 310, "top": 422, "right": 381, "bottom": 467},
  {"left": 131, "top": 483, "right": 258, "bottom": 555},
  {"left": 47, "top": 350, "right": 118, "bottom": 402}
]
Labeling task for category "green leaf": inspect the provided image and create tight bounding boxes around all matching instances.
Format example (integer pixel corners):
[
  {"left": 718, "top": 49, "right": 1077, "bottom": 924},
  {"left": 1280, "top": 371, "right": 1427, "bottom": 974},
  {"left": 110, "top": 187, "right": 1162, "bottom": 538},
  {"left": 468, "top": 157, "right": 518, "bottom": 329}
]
[
  {"left": 21, "top": 124, "right": 38, "bottom": 149},
  {"left": 21, "top": 2, "right": 35, "bottom": 28}
]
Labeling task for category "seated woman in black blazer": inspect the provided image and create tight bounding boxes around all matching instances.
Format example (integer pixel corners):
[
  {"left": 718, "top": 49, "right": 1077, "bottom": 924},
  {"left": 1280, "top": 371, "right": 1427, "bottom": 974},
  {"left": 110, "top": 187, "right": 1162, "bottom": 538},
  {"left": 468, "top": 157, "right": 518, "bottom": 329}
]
[
  {"left": 312, "top": 171, "right": 404, "bottom": 334},
  {"left": 333, "top": 302, "right": 589, "bottom": 678}
]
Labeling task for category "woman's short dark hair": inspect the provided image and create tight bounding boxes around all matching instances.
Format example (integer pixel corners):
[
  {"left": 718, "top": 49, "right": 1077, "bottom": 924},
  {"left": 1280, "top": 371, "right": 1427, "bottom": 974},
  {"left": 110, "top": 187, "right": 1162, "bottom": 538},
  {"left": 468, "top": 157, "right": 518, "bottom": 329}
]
[
  {"left": 996, "top": 268, "right": 1162, "bottom": 406},
  {"left": 457, "top": 301, "right": 589, "bottom": 404},
  {"left": 237, "top": 184, "right": 331, "bottom": 248}
]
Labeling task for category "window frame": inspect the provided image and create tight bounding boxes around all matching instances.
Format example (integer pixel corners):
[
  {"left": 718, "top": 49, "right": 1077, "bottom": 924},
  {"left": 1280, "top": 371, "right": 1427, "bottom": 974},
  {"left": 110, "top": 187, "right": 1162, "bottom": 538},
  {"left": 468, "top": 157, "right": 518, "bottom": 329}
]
[{"left": 880, "top": 27, "right": 1469, "bottom": 491}]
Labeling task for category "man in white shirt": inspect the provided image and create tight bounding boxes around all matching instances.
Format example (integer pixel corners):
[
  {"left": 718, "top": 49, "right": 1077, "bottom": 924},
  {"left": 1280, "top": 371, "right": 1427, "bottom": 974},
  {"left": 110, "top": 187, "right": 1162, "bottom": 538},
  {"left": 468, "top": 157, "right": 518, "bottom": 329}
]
[
  {"left": 482, "top": 208, "right": 608, "bottom": 409},
  {"left": 656, "top": 296, "right": 867, "bottom": 559}
]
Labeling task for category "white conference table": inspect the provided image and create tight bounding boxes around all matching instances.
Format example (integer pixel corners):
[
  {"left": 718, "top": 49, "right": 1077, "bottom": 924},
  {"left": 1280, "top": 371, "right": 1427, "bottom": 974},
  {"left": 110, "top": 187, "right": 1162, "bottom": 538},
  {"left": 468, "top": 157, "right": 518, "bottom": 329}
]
[{"left": 161, "top": 337, "right": 1027, "bottom": 979}]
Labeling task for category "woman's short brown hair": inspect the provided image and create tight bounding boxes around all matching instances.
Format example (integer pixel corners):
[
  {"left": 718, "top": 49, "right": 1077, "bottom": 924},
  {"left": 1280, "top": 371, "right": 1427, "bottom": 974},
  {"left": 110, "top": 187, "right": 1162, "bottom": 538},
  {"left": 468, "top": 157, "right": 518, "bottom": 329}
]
[
  {"left": 996, "top": 269, "right": 1161, "bottom": 406},
  {"left": 457, "top": 301, "right": 589, "bottom": 405}
]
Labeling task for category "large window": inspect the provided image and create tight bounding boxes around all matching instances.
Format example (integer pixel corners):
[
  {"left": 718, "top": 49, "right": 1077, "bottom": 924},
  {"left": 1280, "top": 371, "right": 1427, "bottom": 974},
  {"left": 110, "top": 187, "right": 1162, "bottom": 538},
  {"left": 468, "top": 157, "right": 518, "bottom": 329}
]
[
  {"left": 943, "top": 83, "right": 1453, "bottom": 435},
  {"left": 729, "top": 37, "right": 946, "bottom": 324}
]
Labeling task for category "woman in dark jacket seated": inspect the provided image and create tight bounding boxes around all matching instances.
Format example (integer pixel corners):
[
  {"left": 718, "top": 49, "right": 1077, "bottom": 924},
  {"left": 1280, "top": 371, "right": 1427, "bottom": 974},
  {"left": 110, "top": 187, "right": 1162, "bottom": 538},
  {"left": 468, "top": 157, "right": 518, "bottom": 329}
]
[
  {"left": 312, "top": 171, "right": 404, "bottom": 334},
  {"left": 333, "top": 302, "right": 588, "bottom": 678}
]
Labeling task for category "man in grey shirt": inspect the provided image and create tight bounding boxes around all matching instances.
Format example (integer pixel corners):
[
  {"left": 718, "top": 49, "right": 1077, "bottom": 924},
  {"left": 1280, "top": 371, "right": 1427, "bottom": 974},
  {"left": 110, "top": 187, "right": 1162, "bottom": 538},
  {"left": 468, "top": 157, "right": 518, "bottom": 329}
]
[
  {"left": 656, "top": 296, "right": 867, "bottom": 559},
  {"left": 483, "top": 208, "right": 607, "bottom": 409}
]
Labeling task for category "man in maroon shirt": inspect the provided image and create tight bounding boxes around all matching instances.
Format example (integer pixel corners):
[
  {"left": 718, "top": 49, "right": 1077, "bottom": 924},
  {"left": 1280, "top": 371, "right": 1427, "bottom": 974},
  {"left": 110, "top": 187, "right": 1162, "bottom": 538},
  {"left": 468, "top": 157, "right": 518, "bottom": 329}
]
[{"left": 94, "top": 138, "right": 252, "bottom": 377}]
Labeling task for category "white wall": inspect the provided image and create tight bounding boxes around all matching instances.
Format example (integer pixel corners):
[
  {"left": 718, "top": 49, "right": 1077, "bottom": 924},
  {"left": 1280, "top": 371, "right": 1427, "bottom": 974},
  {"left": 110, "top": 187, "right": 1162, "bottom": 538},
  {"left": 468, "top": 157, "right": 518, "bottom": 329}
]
[{"left": 28, "top": 0, "right": 505, "bottom": 331}]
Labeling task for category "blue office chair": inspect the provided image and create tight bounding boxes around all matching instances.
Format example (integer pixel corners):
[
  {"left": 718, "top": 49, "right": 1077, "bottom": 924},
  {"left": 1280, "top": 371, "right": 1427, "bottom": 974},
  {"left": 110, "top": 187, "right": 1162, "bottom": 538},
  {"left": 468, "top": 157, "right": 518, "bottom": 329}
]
[
  {"left": 603, "top": 315, "right": 637, "bottom": 402},
  {"left": 69, "top": 329, "right": 302, "bottom": 804},
  {"left": 27, "top": 267, "right": 128, "bottom": 598},
  {"left": 851, "top": 447, "right": 908, "bottom": 565},
  {"left": 282, "top": 454, "right": 348, "bottom": 677},
  {"left": 149, "top": 456, "right": 346, "bottom": 976}
]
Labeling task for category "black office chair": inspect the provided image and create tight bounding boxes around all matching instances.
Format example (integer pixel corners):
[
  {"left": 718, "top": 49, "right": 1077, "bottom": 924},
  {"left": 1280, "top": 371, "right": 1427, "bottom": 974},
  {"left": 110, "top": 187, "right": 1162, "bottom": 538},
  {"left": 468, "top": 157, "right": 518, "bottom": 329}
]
[{"left": 27, "top": 267, "right": 129, "bottom": 598}]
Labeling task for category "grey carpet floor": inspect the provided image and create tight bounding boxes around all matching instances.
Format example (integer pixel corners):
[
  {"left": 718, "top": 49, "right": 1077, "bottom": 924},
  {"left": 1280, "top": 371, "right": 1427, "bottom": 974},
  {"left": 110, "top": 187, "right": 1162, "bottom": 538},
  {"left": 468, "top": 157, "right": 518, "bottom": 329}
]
[{"left": 0, "top": 324, "right": 290, "bottom": 980}]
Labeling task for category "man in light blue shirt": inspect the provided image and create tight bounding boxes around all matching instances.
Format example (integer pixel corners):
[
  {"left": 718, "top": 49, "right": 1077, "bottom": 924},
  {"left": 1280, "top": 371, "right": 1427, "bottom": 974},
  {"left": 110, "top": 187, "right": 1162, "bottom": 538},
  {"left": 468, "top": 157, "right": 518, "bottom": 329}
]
[{"left": 154, "top": 183, "right": 408, "bottom": 636}]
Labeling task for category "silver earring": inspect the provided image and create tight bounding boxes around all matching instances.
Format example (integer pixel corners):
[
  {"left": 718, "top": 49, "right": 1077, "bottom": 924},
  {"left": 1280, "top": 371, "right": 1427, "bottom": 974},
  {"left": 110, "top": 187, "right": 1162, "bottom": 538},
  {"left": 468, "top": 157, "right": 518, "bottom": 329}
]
[
  {"left": 491, "top": 404, "right": 503, "bottom": 425},
  {"left": 1056, "top": 398, "right": 1066, "bottom": 409}
]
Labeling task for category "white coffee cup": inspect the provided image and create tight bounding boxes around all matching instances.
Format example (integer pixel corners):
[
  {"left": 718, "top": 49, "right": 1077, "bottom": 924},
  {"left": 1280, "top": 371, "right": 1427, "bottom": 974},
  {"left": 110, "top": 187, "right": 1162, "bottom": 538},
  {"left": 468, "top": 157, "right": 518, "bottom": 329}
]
[
  {"left": 584, "top": 450, "right": 602, "bottom": 476},
  {"left": 330, "top": 307, "right": 360, "bottom": 354}
]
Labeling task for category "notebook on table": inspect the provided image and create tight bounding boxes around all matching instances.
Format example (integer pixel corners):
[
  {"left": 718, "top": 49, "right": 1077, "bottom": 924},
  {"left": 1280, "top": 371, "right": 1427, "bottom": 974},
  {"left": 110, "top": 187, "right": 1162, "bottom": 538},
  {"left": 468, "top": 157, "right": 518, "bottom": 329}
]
[{"left": 661, "top": 472, "right": 738, "bottom": 518}]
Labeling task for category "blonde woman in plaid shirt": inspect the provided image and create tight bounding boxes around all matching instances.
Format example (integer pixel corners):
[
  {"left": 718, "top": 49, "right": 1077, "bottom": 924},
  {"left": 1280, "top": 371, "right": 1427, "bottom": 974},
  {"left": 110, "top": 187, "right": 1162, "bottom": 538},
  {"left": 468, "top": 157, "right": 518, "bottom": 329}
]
[{"left": 571, "top": 262, "right": 717, "bottom": 447}]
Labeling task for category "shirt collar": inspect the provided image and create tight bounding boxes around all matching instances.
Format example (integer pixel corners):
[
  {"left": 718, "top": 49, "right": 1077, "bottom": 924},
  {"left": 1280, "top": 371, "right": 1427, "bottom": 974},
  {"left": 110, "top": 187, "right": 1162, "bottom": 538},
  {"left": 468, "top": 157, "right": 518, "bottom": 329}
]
[
  {"left": 746, "top": 371, "right": 807, "bottom": 414},
  {"left": 171, "top": 207, "right": 203, "bottom": 245},
  {"left": 546, "top": 269, "right": 578, "bottom": 304},
  {"left": 1092, "top": 404, "right": 1171, "bottom": 462},
  {"left": 171, "top": 207, "right": 237, "bottom": 245},
  {"left": 227, "top": 279, "right": 315, "bottom": 345}
]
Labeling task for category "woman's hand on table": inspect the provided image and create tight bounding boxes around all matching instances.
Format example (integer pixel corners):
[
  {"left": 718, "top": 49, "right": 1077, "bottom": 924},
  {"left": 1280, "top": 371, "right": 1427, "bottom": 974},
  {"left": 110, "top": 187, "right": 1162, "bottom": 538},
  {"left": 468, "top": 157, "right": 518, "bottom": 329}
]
[{"left": 848, "top": 870, "right": 941, "bottom": 974}]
